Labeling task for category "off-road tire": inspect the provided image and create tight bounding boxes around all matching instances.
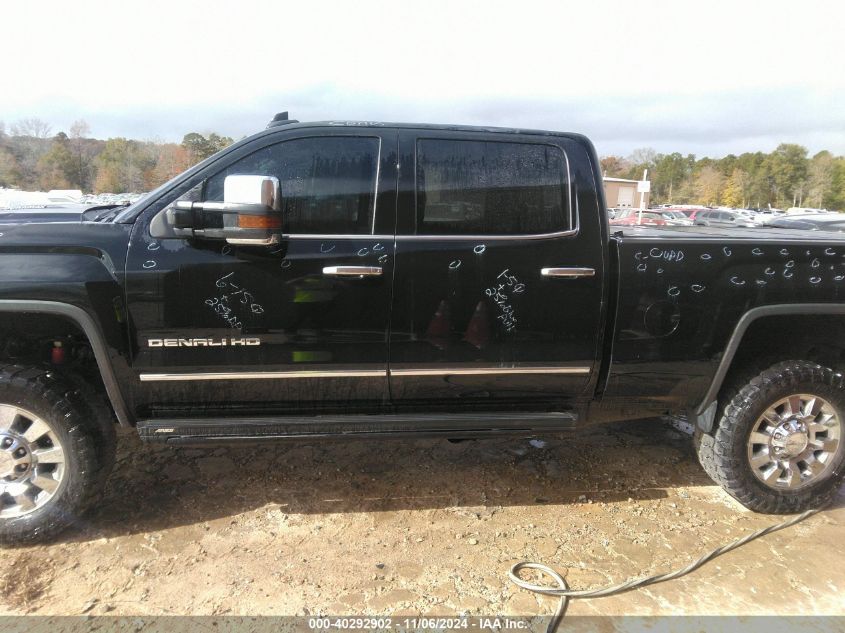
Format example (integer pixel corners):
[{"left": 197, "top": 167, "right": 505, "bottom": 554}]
[
  {"left": 0, "top": 365, "right": 112, "bottom": 545},
  {"left": 696, "top": 360, "right": 845, "bottom": 513}
]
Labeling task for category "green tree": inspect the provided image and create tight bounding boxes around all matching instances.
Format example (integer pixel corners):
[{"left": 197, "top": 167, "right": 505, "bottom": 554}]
[
  {"left": 0, "top": 147, "right": 21, "bottom": 187},
  {"left": 764, "top": 143, "right": 809, "bottom": 207},
  {"left": 181, "top": 132, "right": 234, "bottom": 163},
  {"left": 807, "top": 151, "right": 835, "bottom": 208},
  {"left": 37, "top": 132, "right": 75, "bottom": 190},
  {"left": 651, "top": 152, "right": 690, "bottom": 203}
]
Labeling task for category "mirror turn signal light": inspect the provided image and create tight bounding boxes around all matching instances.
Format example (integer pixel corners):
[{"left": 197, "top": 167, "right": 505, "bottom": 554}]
[{"left": 237, "top": 214, "right": 282, "bottom": 229}]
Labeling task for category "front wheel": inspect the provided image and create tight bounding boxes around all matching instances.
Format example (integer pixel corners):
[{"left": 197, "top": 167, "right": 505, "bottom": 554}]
[
  {"left": 697, "top": 360, "right": 845, "bottom": 513},
  {"left": 0, "top": 366, "right": 112, "bottom": 544}
]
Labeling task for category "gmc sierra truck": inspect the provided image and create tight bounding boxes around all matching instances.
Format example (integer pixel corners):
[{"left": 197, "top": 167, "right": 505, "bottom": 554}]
[{"left": 1, "top": 114, "right": 844, "bottom": 543}]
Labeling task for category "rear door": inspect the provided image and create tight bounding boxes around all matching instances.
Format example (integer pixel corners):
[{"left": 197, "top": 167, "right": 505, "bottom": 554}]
[{"left": 388, "top": 130, "right": 606, "bottom": 409}]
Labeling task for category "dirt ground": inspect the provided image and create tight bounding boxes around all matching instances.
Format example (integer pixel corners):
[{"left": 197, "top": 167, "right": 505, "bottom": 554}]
[{"left": 1, "top": 418, "right": 844, "bottom": 620}]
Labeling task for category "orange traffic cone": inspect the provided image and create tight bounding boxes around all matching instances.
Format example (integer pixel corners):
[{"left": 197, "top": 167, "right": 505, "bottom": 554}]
[
  {"left": 463, "top": 301, "right": 491, "bottom": 349},
  {"left": 426, "top": 299, "right": 452, "bottom": 349}
]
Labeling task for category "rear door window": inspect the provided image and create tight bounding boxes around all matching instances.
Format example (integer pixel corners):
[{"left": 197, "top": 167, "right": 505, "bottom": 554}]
[{"left": 415, "top": 138, "right": 569, "bottom": 235}]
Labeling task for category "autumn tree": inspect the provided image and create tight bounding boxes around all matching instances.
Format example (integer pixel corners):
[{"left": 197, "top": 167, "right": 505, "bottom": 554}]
[
  {"left": 721, "top": 168, "right": 751, "bottom": 208},
  {"left": 807, "top": 151, "right": 835, "bottom": 208},
  {"left": 694, "top": 165, "right": 725, "bottom": 206},
  {"left": 0, "top": 147, "right": 20, "bottom": 187},
  {"left": 11, "top": 118, "right": 52, "bottom": 139},
  {"left": 37, "top": 132, "right": 75, "bottom": 190},
  {"left": 600, "top": 155, "right": 630, "bottom": 177},
  {"left": 66, "top": 119, "right": 96, "bottom": 190},
  {"left": 147, "top": 143, "right": 191, "bottom": 189},
  {"left": 94, "top": 138, "right": 156, "bottom": 193}
]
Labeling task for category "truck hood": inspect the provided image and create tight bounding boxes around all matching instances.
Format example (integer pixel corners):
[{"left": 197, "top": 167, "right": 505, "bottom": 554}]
[{"left": 0, "top": 220, "right": 133, "bottom": 275}]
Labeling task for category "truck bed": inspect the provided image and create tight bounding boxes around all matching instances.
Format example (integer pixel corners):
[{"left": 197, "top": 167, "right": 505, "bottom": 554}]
[{"left": 603, "top": 224, "right": 845, "bottom": 415}]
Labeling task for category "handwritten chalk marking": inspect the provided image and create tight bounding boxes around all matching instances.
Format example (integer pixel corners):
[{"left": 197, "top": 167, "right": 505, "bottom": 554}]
[
  {"left": 320, "top": 243, "right": 336, "bottom": 253},
  {"left": 730, "top": 276, "right": 746, "bottom": 286},
  {"left": 280, "top": 260, "right": 292, "bottom": 269},
  {"left": 473, "top": 245, "right": 487, "bottom": 254},
  {"left": 373, "top": 243, "right": 385, "bottom": 252},
  {"left": 700, "top": 253, "right": 712, "bottom": 261},
  {"left": 691, "top": 284, "right": 706, "bottom": 293},
  {"left": 811, "top": 258, "right": 820, "bottom": 268},
  {"left": 147, "top": 242, "right": 160, "bottom": 251},
  {"left": 723, "top": 247, "right": 732, "bottom": 257},
  {"left": 357, "top": 248, "right": 369, "bottom": 257},
  {"left": 637, "top": 263, "right": 647, "bottom": 272},
  {"left": 752, "top": 248, "right": 763, "bottom": 256},
  {"left": 810, "top": 276, "right": 822, "bottom": 284},
  {"left": 142, "top": 260, "right": 157, "bottom": 269},
  {"left": 825, "top": 248, "right": 837, "bottom": 256},
  {"left": 764, "top": 267, "right": 776, "bottom": 276},
  {"left": 780, "top": 249, "right": 790, "bottom": 256},
  {"left": 668, "top": 286, "right": 680, "bottom": 297},
  {"left": 449, "top": 260, "right": 462, "bottom": 270}
]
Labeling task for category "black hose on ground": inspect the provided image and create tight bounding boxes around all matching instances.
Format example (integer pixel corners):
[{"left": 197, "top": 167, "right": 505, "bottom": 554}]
[{"left": 509, "top": 506, "right": 827, "bottom": 633}]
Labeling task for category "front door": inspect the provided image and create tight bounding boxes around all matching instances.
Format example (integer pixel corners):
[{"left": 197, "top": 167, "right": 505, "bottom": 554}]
[
  {"left": 125, "top": 128, "right": 398, "bottom": 417},
  {"left": 388, "top": 130, "right": 605, "bottom": 409}
]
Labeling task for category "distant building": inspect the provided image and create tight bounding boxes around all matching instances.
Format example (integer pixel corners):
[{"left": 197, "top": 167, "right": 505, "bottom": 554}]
[{"left": 603, "top": 177, "right": 650, "bottom": 209}]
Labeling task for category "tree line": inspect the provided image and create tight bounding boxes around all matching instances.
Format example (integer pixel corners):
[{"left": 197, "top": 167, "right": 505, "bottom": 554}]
[
  {"left": 0, "top": 118, "right": 233, "bottom": 194},
  {"left": 2, "top": 117, "right": 844, "bottom": 210},
  {"left": 602, "top": 145, "right": 845, "bottom": 210}
]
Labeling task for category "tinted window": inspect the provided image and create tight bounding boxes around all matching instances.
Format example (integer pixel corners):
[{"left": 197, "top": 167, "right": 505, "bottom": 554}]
[
  {"left": 205, "top": 136, "right": 379, "bottom": 235},
  {"left": 416, "top": 139, "right": 568, "bottom": 235}
]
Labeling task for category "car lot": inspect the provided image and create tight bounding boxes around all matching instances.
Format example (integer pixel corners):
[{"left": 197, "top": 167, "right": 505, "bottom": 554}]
[{"left": 1, "top": 420, "right": 842, "bottom": 620}]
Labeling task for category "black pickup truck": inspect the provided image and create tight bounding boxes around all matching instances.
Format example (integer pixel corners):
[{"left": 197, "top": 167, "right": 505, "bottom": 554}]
[{"left": 1, "top": 114, "right": 844, "bottom": 543}]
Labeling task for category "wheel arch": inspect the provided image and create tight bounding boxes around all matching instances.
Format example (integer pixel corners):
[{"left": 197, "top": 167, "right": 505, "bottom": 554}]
[
  {"left": 692, "top": 303, "right": 845, "bottom": 433},
  {"left": 0, "top": 300, "right": 133, "bottom": 427}
]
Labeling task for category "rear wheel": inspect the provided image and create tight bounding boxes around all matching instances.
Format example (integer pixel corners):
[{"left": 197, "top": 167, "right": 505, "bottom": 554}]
[
  {"left": 697, "top": 360, "right": 845, "bottom": 513},
  {"left": 0, "top": 366, "right": 111, "bottom": 544}
]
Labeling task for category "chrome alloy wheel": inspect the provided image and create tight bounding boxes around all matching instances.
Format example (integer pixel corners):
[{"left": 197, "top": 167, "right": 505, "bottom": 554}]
[
  {"left": 0, "top": 405, "right": 66, "bottom": 518},
  {"left": 747, "top": 394, "right": 843, "bottom": 491}
]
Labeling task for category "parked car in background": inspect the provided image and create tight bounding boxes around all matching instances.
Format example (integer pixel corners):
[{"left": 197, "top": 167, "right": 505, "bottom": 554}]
[
  {"left": 0, "top": 203, "right": 89, "bottom": 224},
  {"left": 694, "top": 209, "right": 756, "bottom": 228},
  {"left": 609, "top": 209, "right": 668, "bottom": 226},
  {"left": 656, "top": 210, "right": 693, "bottom": 226},
  {"left": 766, "top": 213, "right": 845, "bottom": 232},
  {"left": 669, "top": 207, "right": 711, "bottom": 222},
  {"left": 786, "top": 207, "right": 830, "bottom": 215},
  {"left": 750, "top": 208, "right": 785, "bottom": 225}
]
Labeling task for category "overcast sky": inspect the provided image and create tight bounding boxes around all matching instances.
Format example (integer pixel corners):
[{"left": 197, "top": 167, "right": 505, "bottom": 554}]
[{"left": 2, "top": 0, "right": 843, "bottom": 158}]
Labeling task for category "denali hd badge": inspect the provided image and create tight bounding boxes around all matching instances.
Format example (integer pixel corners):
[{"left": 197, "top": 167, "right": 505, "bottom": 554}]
[{"left": 147, "top": 337, "right": 261, "bottom": 348}]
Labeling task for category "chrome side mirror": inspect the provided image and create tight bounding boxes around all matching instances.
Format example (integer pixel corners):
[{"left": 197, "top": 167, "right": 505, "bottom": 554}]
[{"left": 167, "top": 175, "right": 283, "bottom": 246}]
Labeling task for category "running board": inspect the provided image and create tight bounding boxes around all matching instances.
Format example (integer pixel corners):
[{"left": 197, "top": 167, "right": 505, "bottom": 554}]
[{"left": 137, "top": 411, "right": 578, "bottom": 445}]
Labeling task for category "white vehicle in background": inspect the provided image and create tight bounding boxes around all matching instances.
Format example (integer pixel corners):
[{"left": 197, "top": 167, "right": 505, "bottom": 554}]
[
  {"left": 656, "top": 210, "right": 693, "bottom": 225},
  {"left": 787, "top": 206, "right": 829, "bottom": 215}
]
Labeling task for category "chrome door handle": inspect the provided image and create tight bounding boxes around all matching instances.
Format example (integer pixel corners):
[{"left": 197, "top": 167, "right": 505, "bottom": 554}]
[
  {"left": 541, "top": 267, "right": 596, "bottom": 278},
  {"left": 322, "top": 266, "right": 383, "bottom": 277}
]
